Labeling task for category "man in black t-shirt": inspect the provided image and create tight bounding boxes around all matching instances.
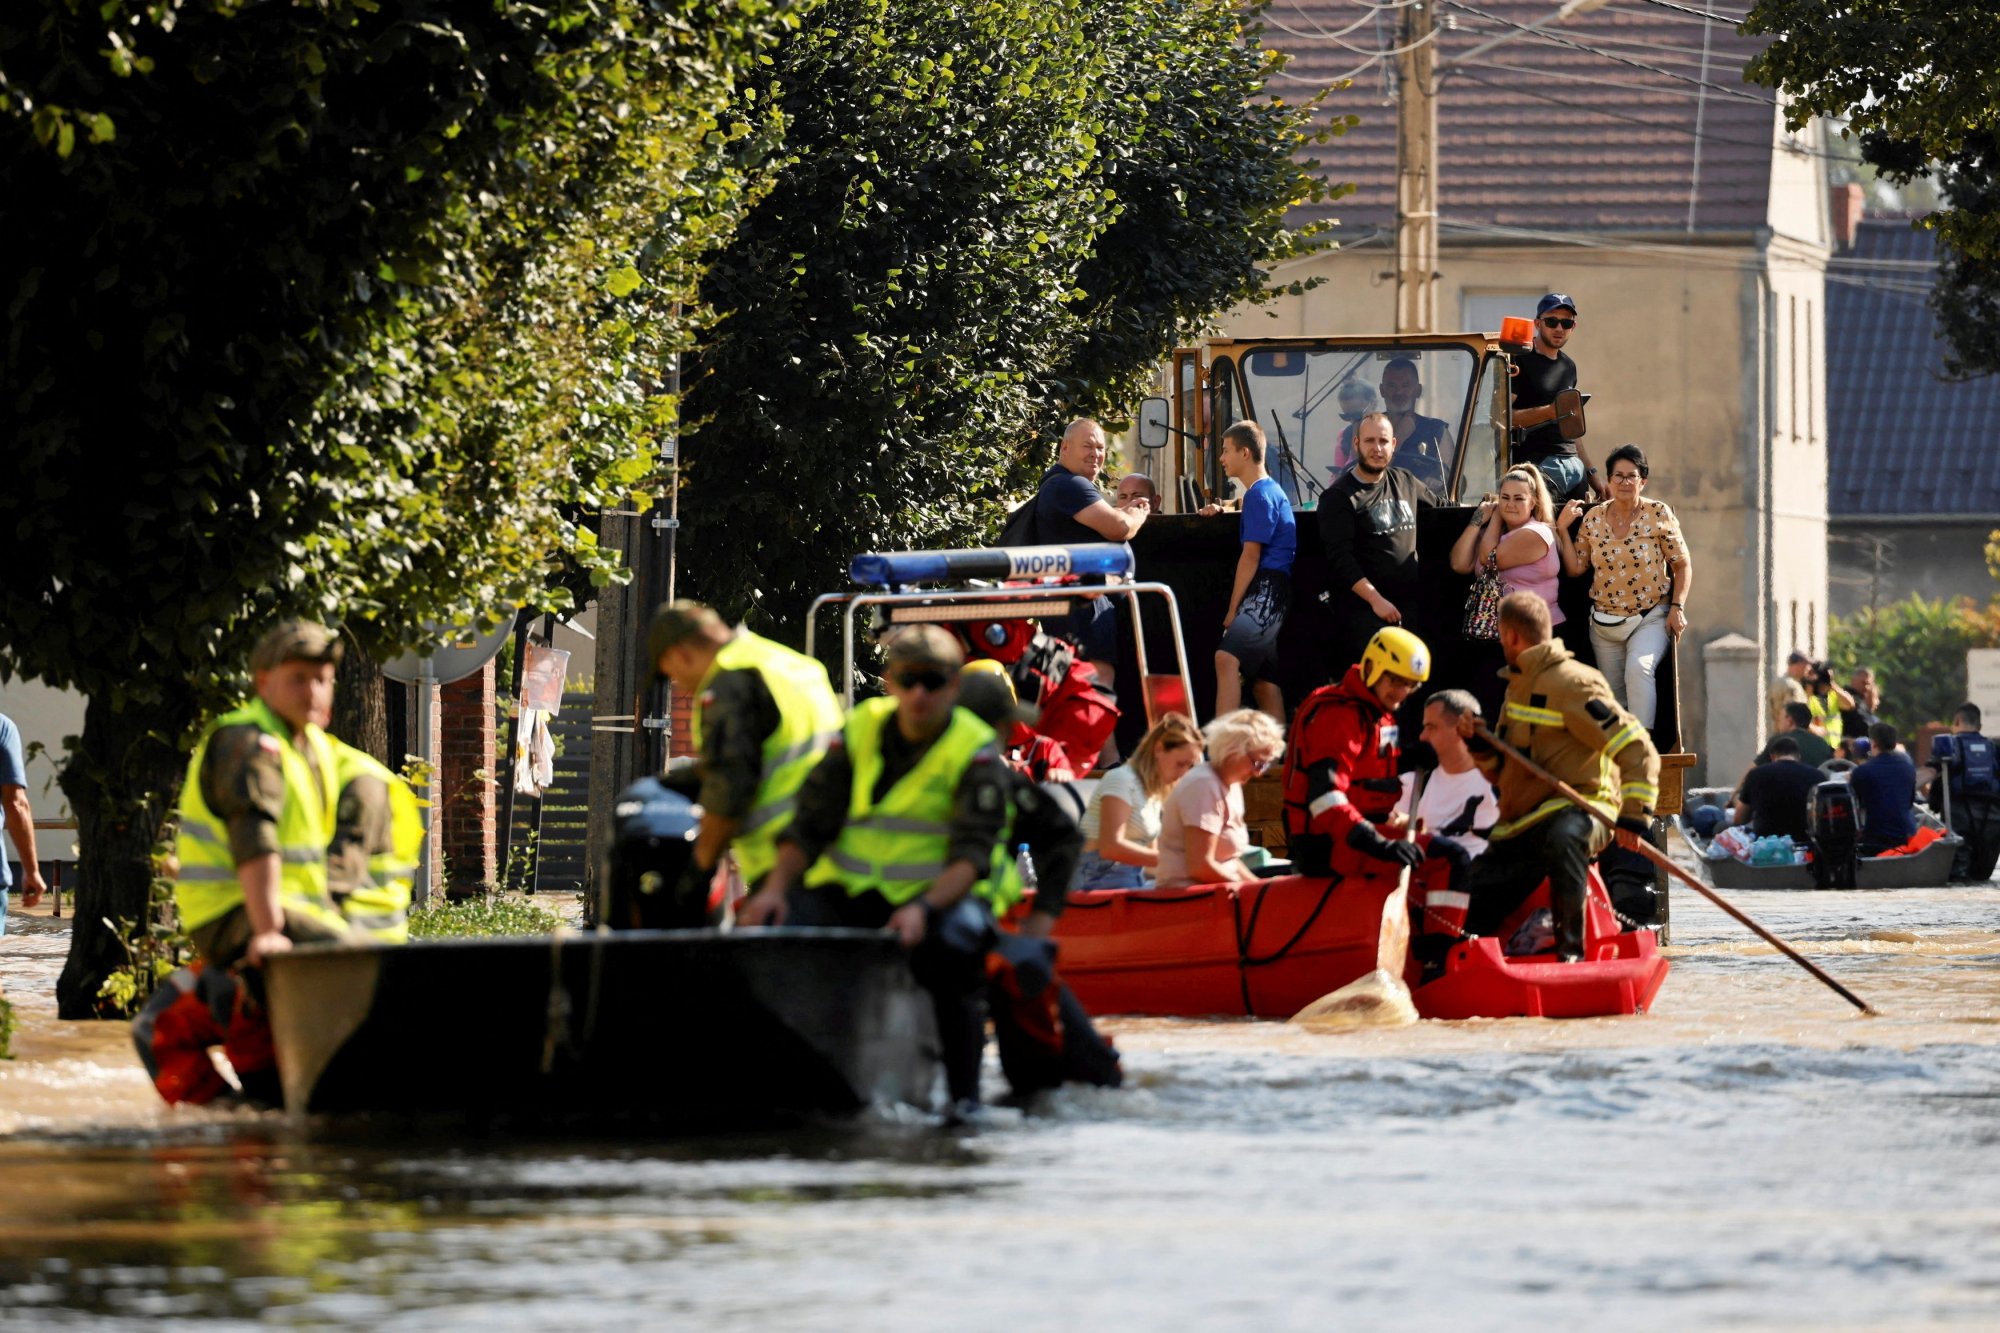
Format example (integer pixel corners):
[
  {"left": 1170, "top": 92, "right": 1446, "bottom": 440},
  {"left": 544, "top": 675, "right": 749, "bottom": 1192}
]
[
  {"left": 1030, "top": 418, "right": 1149, "bottom": 681},
  {"left": 1511, "top": 293, "right": 1599, "bottom": 503},
  {"left": 1731, "top": 737, "right": 1821, "bottom": 840},
  {"left": 1317, "top": 411, "right": 1438, "bottom": 675}
]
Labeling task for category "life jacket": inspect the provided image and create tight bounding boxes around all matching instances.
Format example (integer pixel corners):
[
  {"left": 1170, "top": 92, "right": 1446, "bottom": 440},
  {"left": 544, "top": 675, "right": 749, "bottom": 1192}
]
[
  {"left": 130, "top": 963, "right": 278, "bottom": 1106},
  {"left": 805, "top": 699, "right": 1004, "bottom": 907},
  {"left": 327, "top": 740, "right": 425, "bottom": 943},
  {"left": 175, "top": 699, "right": 346, "bottom": 938},
  {"left": 692, "top": 631, "right": 844, "bottom": 884},
  {"left": 1957, "top": 733, "right": 1999, "bottom": 796}
]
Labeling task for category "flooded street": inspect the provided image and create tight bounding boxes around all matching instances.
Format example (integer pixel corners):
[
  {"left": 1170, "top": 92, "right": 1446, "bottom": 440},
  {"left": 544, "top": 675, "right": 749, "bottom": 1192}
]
[{"left": 3, "top": 873, "right": 1998, "bottom": 1330}]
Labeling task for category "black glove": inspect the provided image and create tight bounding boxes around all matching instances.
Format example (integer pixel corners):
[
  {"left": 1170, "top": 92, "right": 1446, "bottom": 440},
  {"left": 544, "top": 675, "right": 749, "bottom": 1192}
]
[
  {"left": 1346, "top": 822, "right": 1424, "bottom": 868},
  {"left": 1615, "top": 814, "right": 1651, "bottom": 838},
  {"left": 1426, "top": 836, "right": 1472, "bottom": 869}
]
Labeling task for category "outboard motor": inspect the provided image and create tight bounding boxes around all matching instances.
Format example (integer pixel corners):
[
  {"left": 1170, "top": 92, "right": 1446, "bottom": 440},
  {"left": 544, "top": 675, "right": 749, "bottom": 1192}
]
[
  {"left": 601, "top": 777, "right": 713, "bottom": 930},
  {"left": 1811, "top": 780, "right": 1859, "bottom": 890}
]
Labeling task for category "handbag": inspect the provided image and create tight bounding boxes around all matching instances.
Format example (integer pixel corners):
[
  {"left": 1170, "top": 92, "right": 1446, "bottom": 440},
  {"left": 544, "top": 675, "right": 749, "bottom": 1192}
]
[{"left": 1463, "top": 550, "right": 1502, "bottom": 640}]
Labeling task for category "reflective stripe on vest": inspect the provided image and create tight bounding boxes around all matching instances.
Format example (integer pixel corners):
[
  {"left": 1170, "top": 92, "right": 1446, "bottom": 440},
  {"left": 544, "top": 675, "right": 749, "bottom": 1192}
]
[
  {"left": 805, "top": 698, "right": 997, "bottom": 905},
  {"left": 329, "top": 739, "right": 425, "bottom": 944},
  {"left": 694, "top": 631, "right": 844, "bottom": 884},
  {"left": 174, "top": 699, "right": 345, "bottom": 935}
]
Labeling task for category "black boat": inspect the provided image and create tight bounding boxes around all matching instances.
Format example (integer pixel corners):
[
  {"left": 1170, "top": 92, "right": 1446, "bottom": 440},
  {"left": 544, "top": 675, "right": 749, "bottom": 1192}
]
[{"left": 262, "top": 928, "right": 941, "bottom": 1125}]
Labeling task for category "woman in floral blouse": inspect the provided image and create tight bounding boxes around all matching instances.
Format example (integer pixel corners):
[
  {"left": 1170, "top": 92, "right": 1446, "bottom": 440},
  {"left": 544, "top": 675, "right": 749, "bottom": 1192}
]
[{"left": 1555, "top": 443, "right": 1692, "bottom": 729}]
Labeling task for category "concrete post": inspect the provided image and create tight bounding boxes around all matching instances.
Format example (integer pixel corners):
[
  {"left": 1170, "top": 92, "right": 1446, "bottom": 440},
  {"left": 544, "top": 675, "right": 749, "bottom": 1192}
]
[{"left": 1702, "top": 633, "right": 1762, "bottom": 789}]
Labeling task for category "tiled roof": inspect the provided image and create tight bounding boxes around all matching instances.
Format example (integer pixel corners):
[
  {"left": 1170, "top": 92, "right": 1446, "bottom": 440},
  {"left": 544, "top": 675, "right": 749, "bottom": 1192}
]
[
  {"left": 1827, "top": 218, "right": 2000, "bottom": 518},
  {"left": 1269, "top": 0, "right": 1784, "bottom": 234}
]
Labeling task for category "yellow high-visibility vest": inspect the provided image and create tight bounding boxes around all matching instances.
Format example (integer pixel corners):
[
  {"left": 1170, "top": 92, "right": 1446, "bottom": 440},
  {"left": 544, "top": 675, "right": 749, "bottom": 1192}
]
[
  {"left": 328, "top": 739, "right": 425, "bottom": 943},
  {"left": 692, "top": 630, "right": 843, "bottom": 884},
  {"left": 174, "top": 699, "right": 345, "bottom": 936}
]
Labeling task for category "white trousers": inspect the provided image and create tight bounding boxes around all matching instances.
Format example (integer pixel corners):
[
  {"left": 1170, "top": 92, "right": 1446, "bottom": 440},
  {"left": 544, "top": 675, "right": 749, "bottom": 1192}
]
[{"left": 1588, "top": 604, "right": 1671, "bottom": 727}]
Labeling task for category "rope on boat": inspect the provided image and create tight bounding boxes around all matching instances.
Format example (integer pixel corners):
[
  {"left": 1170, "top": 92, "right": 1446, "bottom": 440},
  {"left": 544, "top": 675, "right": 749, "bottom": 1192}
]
[{"left": 1228, "top": 876, "right": 1344, "bottom": 1016}]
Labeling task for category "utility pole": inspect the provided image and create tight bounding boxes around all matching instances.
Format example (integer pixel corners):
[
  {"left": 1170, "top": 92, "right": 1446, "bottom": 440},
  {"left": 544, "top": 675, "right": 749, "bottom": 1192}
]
[{"left": 1394, "top": 0, "right": 1438, "bottom": 334}]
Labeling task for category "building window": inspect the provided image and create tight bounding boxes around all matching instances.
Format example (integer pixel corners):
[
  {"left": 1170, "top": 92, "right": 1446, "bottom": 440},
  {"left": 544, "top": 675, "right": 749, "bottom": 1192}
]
[
  {"left": 1805, "top": 299, "right": 1815, "bottom": 444},
  {"left": 1790, "top": 600, "right": 1799, "bottom": 654},
  {"left": 1809, "top": 602, "right": 1817, "bottom": 657}
]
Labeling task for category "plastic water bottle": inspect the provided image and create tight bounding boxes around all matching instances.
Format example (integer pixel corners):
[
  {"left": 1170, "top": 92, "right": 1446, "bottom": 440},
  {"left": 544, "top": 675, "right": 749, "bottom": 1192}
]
[{"left": 1017, "top": 843, "right": 1038, "bottom": 896}]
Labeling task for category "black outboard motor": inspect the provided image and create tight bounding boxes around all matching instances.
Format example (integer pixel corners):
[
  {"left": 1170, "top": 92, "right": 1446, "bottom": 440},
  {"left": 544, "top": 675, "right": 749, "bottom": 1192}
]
[
  {"left": 601, "top": 777, "right": 714, "bottom": 930},
  {"left": 1812, "top": 780, "right": 1859, "bottom": 890}
]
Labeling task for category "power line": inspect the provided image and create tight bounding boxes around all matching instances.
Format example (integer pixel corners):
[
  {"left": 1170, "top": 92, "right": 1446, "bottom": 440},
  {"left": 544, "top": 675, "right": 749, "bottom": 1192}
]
[
  {"left": 1465, "top": 56, "right": 1776, "bottom": 107},
  {"left": 1449, "top": 67, "right": 1836, "bottom": 160},
  {"left": 1270, "top": 23, "right": 1440, "bottom": 85},
  {"left": 1260, "top": 1, "right": 1387, "bottom": 46},
  {"left": 1624, "top": 0, "right": 1751, "bottom": 24},
  {"left": 1443, "top": 0, "right": 1771, "bottom": 103}
]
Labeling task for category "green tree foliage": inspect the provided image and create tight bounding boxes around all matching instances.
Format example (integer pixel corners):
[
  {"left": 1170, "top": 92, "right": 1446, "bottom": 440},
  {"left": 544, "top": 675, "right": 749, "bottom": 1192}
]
[
  {"left": 680, "top": 0, "right": 1332, "bottom": 630},
  {"left": 1, "top": 0, "right": 793, "bottom": 1014},
  {"left": 1743, "top": 2, "right": 2000, "bottom": 376},
  {"left": 1830, "top": 594, "right": 2000, "bottom": 734}
]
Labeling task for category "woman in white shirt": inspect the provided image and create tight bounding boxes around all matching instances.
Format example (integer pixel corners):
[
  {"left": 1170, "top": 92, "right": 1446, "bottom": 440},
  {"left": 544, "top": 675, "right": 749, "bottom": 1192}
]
[
  {"left": 1076, "top": 713, "right": 1204, "bottom": 890},
  {"left": 1156, "top": 710, "right": 1287, "bottom": 890}
]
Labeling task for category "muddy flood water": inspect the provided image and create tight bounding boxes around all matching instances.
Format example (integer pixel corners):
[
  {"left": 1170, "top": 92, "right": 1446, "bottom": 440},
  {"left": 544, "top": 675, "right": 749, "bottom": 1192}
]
[{"left": 3, "top": 868, "right": 1998, "bottom": 1330}]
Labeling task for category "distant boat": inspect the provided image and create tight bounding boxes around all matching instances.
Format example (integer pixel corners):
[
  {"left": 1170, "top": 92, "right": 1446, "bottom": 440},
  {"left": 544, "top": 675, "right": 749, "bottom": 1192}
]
[
  {"left": 1676, "top": 788, "right": 1961, "bottom": 891},
  {"left": 263, "top": 929, "right": 940, "bottom": 1126}
]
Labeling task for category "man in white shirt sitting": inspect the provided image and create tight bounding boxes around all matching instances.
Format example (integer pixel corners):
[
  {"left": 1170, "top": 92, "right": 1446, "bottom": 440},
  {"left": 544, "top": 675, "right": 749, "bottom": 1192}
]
[{"left": 1400, "top": 689, "right": 1501, "bottom": 859}]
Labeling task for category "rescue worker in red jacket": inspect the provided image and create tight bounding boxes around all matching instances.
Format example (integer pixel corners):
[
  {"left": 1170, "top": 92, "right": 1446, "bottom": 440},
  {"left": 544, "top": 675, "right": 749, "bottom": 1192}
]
[{"left": 1282, "top": 627, "right": 1432, "bottom": 876}]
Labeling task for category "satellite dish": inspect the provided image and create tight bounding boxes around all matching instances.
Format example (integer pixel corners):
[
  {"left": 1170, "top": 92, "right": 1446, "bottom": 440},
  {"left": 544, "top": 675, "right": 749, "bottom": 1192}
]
[{"left": 381, "top": 616, "right": 517, "bottom": 686}]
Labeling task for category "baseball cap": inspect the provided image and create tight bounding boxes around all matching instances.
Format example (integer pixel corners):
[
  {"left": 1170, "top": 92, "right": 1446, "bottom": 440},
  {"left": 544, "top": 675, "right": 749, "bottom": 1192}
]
[
  {"left": 1536, "top": 293, "right": 1579, "bottom": 318},
  {"left": 249, "top": 620, "right": 343, "bottom": 672},
  {"left": 883, "top": 623, "right": 964, "bottom": 673},
  {"left": 1787, "top": 650, "right": 1812, "bottom": 666}
]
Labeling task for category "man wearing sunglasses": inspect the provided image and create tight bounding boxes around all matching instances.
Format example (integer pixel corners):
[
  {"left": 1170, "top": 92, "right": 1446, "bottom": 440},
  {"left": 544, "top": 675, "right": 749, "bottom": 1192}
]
[
  {"left": 745, "top": 624, "right": 1013, "bottom": 1113},
  {"left": 1510, "top": 293, "right": 1601, "bottom": 503}
]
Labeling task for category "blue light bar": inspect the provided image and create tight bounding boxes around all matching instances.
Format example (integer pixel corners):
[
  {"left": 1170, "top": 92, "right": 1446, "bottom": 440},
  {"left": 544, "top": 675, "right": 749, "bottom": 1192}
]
[{"left": 850, "top": 544, "right": 1135, "bottom": 588}]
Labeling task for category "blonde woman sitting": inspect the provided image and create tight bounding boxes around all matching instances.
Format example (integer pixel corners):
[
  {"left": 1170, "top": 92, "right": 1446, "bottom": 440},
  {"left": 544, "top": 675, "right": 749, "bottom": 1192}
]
[
  {"left": 1155, "top": 709, "right": 1287, "bottom": 889},
  {"left": 1076, "top": 713, "right": 1205, "bottom": 890}
]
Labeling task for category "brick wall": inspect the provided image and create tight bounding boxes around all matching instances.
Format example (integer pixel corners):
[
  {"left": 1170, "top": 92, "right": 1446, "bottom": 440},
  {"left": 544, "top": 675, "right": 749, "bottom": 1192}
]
[
  {"left": 439, "top": 661, "right": 496, "bottom": 895},
  {"left": 668, "top": 686, "right": 694, "bottom": 761}
]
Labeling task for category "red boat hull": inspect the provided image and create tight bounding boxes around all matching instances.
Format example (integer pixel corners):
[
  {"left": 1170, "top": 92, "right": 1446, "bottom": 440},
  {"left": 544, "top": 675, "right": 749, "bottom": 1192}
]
[
  {"left": 1052, "top": 872, "right": 1409, "bottom": 1019},
  {"left": 1050, "top": 868, "right": 1670, "bottom": 1021},
  {"left": 1409, "top": 874, "right": 1671, "bottom": 1019}
]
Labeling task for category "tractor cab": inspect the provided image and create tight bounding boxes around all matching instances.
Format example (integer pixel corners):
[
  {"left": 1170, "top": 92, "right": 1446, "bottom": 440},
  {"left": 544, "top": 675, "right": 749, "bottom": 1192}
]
[{"left": 1133, "top": 330, "right": 1522, "bottom": 512}]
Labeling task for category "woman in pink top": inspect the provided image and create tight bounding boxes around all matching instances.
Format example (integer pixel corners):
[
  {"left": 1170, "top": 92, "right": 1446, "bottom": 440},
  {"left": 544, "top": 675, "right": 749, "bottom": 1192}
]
[{"left": 1450, "top": 465, "right": 1562, "bottom": 624}]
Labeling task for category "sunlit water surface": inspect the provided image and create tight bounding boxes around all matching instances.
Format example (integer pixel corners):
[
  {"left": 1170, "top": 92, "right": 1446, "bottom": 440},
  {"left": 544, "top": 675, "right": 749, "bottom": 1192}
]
[{"left": 3, "top": 872, "right": 1998, "bottom": 1330}]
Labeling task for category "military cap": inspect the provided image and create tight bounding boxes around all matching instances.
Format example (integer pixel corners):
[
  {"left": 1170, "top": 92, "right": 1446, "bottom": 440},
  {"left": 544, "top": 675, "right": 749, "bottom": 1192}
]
[
  {"left": 249, "top": 620, "right": 343, "bottom": 672},
  {"left": 882, "top": 623, "right": 964, "bottom": 672}
]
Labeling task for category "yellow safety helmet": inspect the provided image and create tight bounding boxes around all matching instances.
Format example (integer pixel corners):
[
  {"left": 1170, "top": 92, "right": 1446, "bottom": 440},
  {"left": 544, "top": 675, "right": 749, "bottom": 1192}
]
[
  {"left": 961, "top": 658, "right": 1016, "bottom": 693},
  {"left": 1360, "top": 626, "right": 1431, "bottom": 687}
]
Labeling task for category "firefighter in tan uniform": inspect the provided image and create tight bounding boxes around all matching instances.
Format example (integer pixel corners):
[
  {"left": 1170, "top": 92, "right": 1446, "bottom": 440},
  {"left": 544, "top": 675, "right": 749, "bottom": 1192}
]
[{"left": 1453, "top": 592, "right": 1660, "bottom": 963}]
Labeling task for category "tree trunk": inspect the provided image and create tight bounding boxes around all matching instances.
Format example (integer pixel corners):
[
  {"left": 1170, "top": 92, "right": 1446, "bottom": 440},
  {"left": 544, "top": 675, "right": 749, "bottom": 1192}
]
[
  {"left": 334, "top": 631, "right": 390, "bottom": 765},
  {"left": 56, "top": 696, "right": 187, "bottom": 1019}
]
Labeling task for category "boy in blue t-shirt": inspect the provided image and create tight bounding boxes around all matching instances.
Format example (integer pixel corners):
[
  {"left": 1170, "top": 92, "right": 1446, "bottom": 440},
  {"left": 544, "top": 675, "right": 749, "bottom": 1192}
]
[{"left": 1201, "top": 420, "right": 1297, "bottom": 722}]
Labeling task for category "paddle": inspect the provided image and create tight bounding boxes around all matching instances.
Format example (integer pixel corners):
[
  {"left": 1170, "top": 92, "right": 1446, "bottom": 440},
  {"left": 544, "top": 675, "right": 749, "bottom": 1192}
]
[
  {"left": 1472, "top": 722, "right": 1877, "bottom": 1016},
  {"left": 1290, "top": 769, "right": 1426, "bottom": 1026}
]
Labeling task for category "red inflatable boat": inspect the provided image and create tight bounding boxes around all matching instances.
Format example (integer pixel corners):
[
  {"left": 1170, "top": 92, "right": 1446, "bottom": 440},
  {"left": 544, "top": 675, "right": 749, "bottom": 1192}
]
[
  {"left": 1049, "top": 867, "right": 1669, "bottom": 1021},
  {"left": 1410, "top": 874, "right": 1671, "bottom": 1020},
  {"left": 1051, "top": 870, "right": 1410, "bottom": 1019}
]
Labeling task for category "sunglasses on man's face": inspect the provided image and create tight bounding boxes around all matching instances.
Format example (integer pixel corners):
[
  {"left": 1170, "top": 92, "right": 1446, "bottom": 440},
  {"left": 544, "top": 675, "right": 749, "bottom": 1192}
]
[
  {"left": 891, "top": 668, "right": 955, "bottom": 693},
  {"left": 1541, "top": 317, "right": 1576, "bottom": 329}
]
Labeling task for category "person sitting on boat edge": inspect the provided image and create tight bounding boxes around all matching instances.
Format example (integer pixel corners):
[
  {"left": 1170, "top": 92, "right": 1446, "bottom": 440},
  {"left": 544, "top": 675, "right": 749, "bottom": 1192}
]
[
  {"left": 1730, "top": 736, "right": 1820, "bottom": 841},
  {"left": 1075, "top": 712, "right": 1204, "bottom": 890},
  {"left": 1454, "top": 593, "right": 1660, "bottom": 966},
  {"left": 173, "top": 620, "right": 358, "bottom": 970},
  {"left": 1155, "top": 709, "right": 1286, "bottom": 890},
  {"left": 650, "top": 599, "right": 844, "bottom": 924},
  {"left": 1930, "top": 702, "right": 2000, "bottom": 883},
  {"left": 1399, "top": 690, "right": 1499, "bottom": 862},
  {"left": 743, "top": 625, "right": 1012, "bottom": 1115},
  {"left": 1848, "top": 721, "right": 1917, "bottom": 856},
  {"left": 1756, "top": 702, "right": 1835, "bottom": 770}
]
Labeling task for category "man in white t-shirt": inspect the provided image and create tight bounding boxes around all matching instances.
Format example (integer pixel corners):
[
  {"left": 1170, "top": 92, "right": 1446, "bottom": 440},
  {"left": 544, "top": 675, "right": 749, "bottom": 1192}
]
[{"left": 1400, "top": 689, "right": 1500, "bottom": 860}]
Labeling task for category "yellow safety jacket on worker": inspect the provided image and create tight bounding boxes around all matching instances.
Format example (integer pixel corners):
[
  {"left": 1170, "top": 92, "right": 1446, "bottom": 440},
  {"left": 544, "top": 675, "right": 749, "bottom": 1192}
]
[
  {"left": 1808, "top": 693, "right": 1844, "bottom": 750},
  {"left": 804, "top": 697, "right": 1016, "bottom": 910},
  {"left": 1477, "top": 639, "right": 1661, "bottom": 842},
  {"left": 329, "top": 740, "right": 425, "bottom": 943},
  {"left": 174, "top": 699, "right": 347, "bottom": 936},
  {"left": 691, "top": 630, "right": 844, "bottom": 884}
]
